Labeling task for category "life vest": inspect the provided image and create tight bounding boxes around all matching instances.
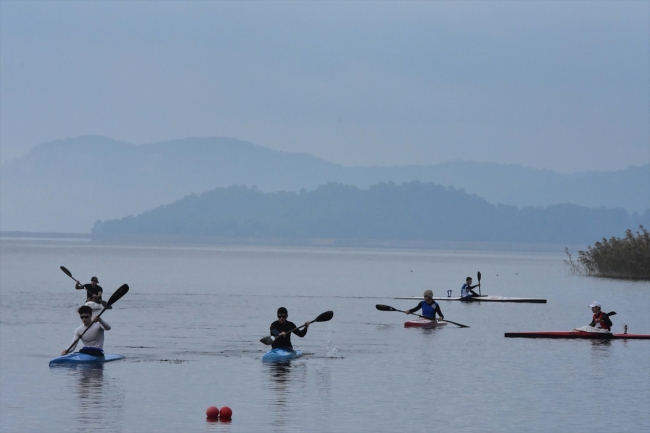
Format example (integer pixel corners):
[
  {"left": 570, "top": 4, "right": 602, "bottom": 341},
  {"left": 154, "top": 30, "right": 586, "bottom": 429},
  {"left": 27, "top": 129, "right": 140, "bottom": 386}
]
[
  {"left": 421, "top": 300, "right": 438, "bottom": 319},
  {"left": 593, "top": 311, "right": 611, "bottom": 331}
]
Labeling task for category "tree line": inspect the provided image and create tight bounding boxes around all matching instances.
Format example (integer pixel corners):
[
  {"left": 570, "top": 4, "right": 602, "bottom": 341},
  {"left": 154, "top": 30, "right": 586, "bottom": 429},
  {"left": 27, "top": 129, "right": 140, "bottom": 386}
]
[{"left": 92, "top": 182, "right": 648, "bottom": 245}]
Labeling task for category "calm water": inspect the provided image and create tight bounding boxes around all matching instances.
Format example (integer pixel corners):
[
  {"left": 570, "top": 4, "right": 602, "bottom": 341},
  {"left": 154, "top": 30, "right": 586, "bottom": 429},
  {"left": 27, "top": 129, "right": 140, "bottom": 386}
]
[{"left": 1, "top": 240, "right": 649, "bottom": 433}]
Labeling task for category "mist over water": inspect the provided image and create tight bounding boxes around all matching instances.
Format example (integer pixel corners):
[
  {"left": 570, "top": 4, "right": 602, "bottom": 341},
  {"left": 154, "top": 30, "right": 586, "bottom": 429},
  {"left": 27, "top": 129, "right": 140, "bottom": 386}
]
[{"left": 1, "top": 240, "right": 648, "bottom": 432}]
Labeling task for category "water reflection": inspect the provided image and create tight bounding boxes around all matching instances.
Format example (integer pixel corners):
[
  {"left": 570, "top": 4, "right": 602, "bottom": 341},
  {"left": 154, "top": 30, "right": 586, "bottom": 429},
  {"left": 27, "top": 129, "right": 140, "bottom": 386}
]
[
  {"left": 49, "top": 363, "right": 125, "bottom": 432},
  {"left": 75, "top": 364, "right": 105, "bottom": 423}
]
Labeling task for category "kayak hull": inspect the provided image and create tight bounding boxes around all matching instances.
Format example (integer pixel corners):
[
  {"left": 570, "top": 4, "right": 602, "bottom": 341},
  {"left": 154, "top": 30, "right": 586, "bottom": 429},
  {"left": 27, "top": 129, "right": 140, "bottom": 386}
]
[
  {"left": 505, "top": 331, "right": 650, "bottom": 339},
  {"left": 396, "top": 296, "right": 547, "bottom": 304},
  {"left": 85, "top": 302, "right": 103, "bottom": 311},
  {"left": 404, "top": 318, "right": 448, "bottom": 328},
  {"left": 262, "top": 348, "right": 303, "bottom": 362},
  {"left": 49, "top": 353, "right": 125, "bottom": 366}
]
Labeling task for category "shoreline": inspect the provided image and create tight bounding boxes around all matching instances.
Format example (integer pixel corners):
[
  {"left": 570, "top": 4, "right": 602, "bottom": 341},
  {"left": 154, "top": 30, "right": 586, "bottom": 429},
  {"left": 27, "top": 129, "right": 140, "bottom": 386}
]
[{"left": 1, "top": 231, "right": 584, "bottom": 253}]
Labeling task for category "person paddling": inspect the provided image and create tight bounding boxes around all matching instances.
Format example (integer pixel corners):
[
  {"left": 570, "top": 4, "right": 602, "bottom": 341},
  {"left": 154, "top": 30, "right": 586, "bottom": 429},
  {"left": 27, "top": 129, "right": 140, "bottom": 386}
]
[
  {"left": 61, "top": 305, "right": 112, "bottom": 357},
  {"left": 75, "top": 276, "right": 105, "bottom": 305},
  {"left": 460, "top": 277, "right": 480, "bottom": 299},
  {"left": 269, "top": 307, "right": 310, "bottom": 350},
  {"left": 588, "top": 301, "right": 612, "bottom": 331},
  {"left": 405, "top": 290, "right": 444, "bottom": 321}
]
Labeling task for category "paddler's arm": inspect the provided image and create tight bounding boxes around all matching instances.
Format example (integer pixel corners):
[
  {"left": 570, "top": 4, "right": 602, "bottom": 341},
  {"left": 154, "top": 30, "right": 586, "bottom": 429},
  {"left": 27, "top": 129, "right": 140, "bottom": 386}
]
[
  {"left": 405, "top": 301, "right": 423, "bottom": 314},
  {"left": 75, "top": 280, "right": 84, "bottom": 290},
  {"left": 63, "top": 328, "right": 84, "bottom": 355},
  {"left": 435, "top": 304, "right": 444, "bottom": 320},
  {"left": 468, "top": 285, "right": 480, "bottom": 296},
  {"left": 94, "top": 316, "right": 110, "bottom": 330},
  {"left": 293, "top": 322, "right": 310, "bottom": 338},
  {"left": 270, "top": 326, "right": 283, "bottom": 339}
]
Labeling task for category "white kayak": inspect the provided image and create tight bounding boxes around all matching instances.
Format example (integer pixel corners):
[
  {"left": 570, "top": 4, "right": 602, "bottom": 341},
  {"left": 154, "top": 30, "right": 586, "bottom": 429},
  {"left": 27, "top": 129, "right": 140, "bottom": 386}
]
[
  {"left": 85, "top": 301, "right": 103, "bottom": 311},
  {"left": 396, "top": 295, "right": 547, "bottom": 304}
]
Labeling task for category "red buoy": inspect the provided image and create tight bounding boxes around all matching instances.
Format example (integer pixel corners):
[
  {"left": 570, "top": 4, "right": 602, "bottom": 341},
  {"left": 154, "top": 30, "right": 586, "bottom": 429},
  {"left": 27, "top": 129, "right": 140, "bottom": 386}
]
[
  {"left": 220, "top": 406, "right": 232, "bottom": 419},
  {"left": 206, "top": 406, "right": 220, "bottom": 419}
]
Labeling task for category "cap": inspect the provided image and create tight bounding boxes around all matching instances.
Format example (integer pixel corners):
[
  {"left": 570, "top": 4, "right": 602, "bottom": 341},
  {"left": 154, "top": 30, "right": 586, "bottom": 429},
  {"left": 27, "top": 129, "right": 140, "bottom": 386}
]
[
  {"left": 588, "top": 301, "right": 601, "bottom": 308},
  {"left": 91, "top": 276, "right": 98, "bottom": 282},
  {"left": 277, "top": 307, "right": 288, "bottom": 315},
  {"left": 423, "top": 289, "right": 433, "bottom": 298}
]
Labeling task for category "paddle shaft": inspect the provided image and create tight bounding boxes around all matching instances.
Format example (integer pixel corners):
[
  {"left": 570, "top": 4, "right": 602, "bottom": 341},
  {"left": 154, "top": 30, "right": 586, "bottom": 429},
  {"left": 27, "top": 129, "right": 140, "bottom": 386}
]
[
  {"left": 376, "top": 304, "right": 469, "bottom": 328},
  {"left": 261, "top": 311, "right": 334, "bottom": 345}
]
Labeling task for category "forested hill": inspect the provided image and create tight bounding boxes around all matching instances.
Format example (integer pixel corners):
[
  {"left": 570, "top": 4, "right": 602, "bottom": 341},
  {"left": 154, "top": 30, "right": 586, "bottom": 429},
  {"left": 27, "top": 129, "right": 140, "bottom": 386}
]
[
  {"left": 1, "top": 135, "right": 648, "bottom": 233},
  {"left": 92, "top": 182, "right": 648, "bottom": 245}
]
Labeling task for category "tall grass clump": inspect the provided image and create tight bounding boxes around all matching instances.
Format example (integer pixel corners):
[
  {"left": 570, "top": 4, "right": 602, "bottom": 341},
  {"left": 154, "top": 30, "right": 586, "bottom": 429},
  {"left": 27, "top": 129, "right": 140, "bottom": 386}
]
[{"left": 567, "top": 226, "right": 650, "bottom": 280}]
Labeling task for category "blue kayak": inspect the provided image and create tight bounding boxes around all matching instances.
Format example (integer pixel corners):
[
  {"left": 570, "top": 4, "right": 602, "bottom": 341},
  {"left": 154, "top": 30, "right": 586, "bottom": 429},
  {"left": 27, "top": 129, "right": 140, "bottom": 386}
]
[
  {"left": 49, "top": 353, "right": 124, "bottom": 366},
  {"left": 262, "top": 348, "right": 303, "bottom": 362}
]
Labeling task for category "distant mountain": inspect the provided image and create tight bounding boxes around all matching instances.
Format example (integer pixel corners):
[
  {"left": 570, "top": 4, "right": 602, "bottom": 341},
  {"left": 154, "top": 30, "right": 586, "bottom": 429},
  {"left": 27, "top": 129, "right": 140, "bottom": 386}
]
[
  {"left": 1, "top": 135, "right": 648, "bottom": 232},
  {"left": 92, "top": 182, "right": 649, "bottom": 245}
]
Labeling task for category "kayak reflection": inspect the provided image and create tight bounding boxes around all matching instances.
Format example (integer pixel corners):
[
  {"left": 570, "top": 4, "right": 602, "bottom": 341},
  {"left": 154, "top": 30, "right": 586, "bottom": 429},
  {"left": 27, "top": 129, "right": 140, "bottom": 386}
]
[{"left": 75, "top": 364, "right": 105, "bottom": 417}]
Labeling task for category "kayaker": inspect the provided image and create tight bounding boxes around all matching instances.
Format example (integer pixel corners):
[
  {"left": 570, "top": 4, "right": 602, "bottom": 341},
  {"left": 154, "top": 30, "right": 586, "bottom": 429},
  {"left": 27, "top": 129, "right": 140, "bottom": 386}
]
[
  {"left": 61, "top": 305, "right": 111, "bottom": 357},
  {"left": 269, "top": 307, "right": 310, "bottom": 350},
  {"left": 460, "top": 277, "right": 480, "bottom": 299},
  {"left": 75, "top": 276, "right": 104, "bottom": 305},
  {"left": 588, "top": 301, "right": 612, "bottom": 331},
  {"left": 405, "top": 290, "right": 444, "bottom": 320}
]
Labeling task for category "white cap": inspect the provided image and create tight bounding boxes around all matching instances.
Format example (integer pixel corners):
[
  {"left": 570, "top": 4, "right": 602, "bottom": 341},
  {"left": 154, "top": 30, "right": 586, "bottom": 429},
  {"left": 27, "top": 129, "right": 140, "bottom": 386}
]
[
  {"left": 423, "top": 289, "right": 433, "bottom": 298},
  {"left": 588, "top": 301, "right": 601, "bottom": 308}
]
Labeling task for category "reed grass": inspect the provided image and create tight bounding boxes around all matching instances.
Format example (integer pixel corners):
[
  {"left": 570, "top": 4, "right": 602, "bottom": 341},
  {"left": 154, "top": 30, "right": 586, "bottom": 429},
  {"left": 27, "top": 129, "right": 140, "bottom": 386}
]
[{"left": 566, "top": 225, "right": 650, "bottom": 280}]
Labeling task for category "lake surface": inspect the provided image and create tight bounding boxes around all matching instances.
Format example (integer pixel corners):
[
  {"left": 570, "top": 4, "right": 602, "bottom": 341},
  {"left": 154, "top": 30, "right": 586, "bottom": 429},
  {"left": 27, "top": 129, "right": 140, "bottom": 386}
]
[{"left": 1, "top": 239, "right": 649, "bottom": 432}]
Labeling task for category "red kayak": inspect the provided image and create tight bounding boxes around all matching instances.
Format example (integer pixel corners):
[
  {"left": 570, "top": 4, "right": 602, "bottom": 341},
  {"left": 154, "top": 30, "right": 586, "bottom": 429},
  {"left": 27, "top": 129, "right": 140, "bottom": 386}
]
[
  {"left": 505, "top": 330, "right": 650, "bottom": 339},
  {"left": 404, "top": 318, "right": 448, "bottom": 328}
]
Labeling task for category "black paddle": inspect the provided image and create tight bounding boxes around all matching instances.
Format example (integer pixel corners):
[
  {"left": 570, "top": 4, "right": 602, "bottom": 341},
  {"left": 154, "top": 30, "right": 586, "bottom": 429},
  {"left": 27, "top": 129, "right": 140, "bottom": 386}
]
[
  {"left": 477, "top": 271, "right": 481, "bottom": 296},
  {"left": 60, "top": 266, "right": 79, "bottom": 284},
  {"left": 260, "top": 311, "right": 334, "bottom": 345},
  {"left": 63, "top": 284, "right": 129, "bottom": 354},
  {"left": 375, "top": 304, "right": 470, "bottom": 328}
]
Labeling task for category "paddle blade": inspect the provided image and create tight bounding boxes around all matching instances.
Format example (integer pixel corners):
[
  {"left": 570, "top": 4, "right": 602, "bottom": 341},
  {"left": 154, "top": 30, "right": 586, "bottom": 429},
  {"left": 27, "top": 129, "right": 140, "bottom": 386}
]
[
  {"left": 607, "top": 311, "right": 616, "bottom": 317},
  {"left": 313, "top": 311, "right": 334, "bottom": 323},
  {"left": 106, "top": 284, "right": 129, "bottom": 307},
  {"left": 260, "top": 336, "right": 274, "bottom": 345},
  {"left": 477, "top": 271, "right": 481, "bottom": 283},
  {"left": 376, "top": 304, "right": 397, "bottom": 312},
  {"left": 60, "top": 266, "right": 73, "bottom": 278},
  {"left": 441, "top": 319, "right": 470, "bottom": 328}
]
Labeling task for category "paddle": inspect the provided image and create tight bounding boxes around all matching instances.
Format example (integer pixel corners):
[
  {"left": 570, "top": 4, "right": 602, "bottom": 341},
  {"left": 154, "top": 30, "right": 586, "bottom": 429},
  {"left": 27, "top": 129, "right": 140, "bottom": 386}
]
[
  {"left": 60, "top": 266, "right": 79, "bottom": 284},
  {"left": 63, "top": 284, "right": 129, "bottom": 354},
  {"left": 477, "top": 271, "right": 481, "bottom": 296},
  {"left": 260, "top": 311, "right": 334, "bottom": 345},
  {"left": 375, "top": 304, "right": 470, "bottom": 328}
]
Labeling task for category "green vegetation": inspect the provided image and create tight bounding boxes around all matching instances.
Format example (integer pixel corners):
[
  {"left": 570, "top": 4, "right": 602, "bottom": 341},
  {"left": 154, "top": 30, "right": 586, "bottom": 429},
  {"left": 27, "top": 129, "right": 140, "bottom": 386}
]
[{"left": 566, "top": 226, "right": 650, "bottom": 280}]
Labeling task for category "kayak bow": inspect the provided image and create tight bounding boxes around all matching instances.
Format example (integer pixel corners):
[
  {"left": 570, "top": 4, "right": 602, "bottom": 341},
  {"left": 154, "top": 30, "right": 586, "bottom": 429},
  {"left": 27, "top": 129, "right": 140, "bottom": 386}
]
[{"left": 261, "top": 348, "right": 303, "bottom": 362}]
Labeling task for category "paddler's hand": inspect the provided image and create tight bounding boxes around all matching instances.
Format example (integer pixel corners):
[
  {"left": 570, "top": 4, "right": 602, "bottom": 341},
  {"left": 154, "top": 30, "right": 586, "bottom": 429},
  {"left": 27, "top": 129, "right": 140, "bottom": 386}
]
[
  {"left": 304, "top": 321, "right": 311, "bottom": 328},
  {"left": 61, "top": 350, "right": 68, "bottom": 356},
  {"left": 279, "top": 332, "right": 286, "bottom": 338},
  {"left": 92, "top": 316, "right": 100, "bottom": 323}
]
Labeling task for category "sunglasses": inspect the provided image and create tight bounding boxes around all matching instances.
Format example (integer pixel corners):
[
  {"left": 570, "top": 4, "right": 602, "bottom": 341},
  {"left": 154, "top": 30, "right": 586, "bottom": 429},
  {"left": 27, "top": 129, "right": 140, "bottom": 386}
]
[
  {"left": 277, "top": 314, "right": 287, "bottom": 318},
  {"left": 79, "top": 315, "right": 91, "bottom": 319}
]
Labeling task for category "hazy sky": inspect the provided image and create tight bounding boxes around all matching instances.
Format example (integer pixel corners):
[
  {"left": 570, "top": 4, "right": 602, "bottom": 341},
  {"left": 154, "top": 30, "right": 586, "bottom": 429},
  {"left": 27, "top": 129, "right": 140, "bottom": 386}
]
[{"left": 1, "top": 1, "right": 648, "bottom": 172}]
